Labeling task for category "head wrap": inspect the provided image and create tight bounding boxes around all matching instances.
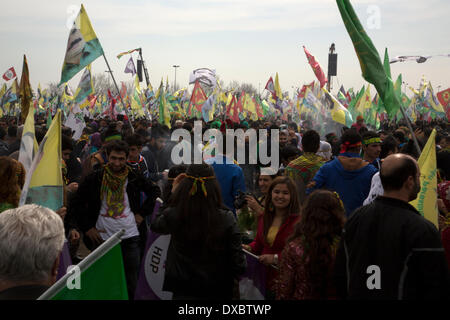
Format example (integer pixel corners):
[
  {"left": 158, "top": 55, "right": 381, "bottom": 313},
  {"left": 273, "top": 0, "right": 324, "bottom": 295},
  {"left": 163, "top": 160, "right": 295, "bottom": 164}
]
[
  {"left": 363, "top": 137, "right": 382, "bottom": 145},
  {"left": 340, "top": 141, "right": 362, "bottom": 154}
]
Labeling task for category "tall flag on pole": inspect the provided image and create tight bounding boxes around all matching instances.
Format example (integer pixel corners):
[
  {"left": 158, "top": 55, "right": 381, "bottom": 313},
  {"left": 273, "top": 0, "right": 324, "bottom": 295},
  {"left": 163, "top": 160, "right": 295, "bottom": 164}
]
[
  {"left": 264, "top": 77, "right": 276, "bottom": 99},
  {"left": 303, "top": 46, "right": 328, "bottom": 88},
  {"left": 124, "top": 56, "right": 136, "bottom": 76},
  {"left": 74, "top": 64, "right": 94, "bottom": 104},
  {"left": 409, "top": 129, "right": 439, "bottom": 228},
  {"left": 336, "top": 0, "right": 402, "bottom": 119},
  {"left": 59, "top": 4, "right": 104, "bottom": 85},
  {"left": 38, "top": 230, "right": 128, "bottom": 300},
  {"left": 19, "top": 55, "right": 33, "bottom": 123},
  {"left": 2, "top": 67, "right": 16, "bottom": 81},
  {"left": 274, "top": 73, "right": 283, "bottom": 101},
  {"left": 19, "top": 110, "right": 63, "bottom": 211}
]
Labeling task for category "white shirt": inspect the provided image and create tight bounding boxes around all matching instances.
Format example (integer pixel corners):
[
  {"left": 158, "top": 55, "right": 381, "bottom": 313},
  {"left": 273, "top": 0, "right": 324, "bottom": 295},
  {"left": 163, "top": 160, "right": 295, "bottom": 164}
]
[{"left": 96, "top": 179, "right": 139, "bottom": 241}]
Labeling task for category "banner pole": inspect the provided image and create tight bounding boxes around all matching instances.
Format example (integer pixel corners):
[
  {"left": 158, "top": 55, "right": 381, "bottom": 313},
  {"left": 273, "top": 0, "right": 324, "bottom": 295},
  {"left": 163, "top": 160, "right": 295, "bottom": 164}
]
[{"left": 102, "top": 53, "right": 134, "bottom": 133}]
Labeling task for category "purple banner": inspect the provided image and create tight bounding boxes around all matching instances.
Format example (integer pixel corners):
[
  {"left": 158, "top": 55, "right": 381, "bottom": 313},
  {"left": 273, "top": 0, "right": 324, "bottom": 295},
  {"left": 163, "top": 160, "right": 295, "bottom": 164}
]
[
  {"left": 56, "top": 240, "right": 73, "bottom": 280},
  {"left": 134, "top": 199, "right": 173, "bottom": 300},
  {"left": 239, "top": 252, "right": 267, "bottom": 300}
]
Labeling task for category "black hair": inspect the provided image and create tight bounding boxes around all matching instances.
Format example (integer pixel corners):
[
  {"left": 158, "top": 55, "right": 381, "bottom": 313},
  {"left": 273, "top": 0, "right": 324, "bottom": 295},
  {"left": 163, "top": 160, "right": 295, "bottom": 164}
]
[
  {"left": 281, "top": 145, "right": 301, "bottom": 162},
  {"left": 302, "top": 130, "right": 321, "bottom": 153},
  {"left": 105, "top": 140, "right": 129, "bottom": 157},
  {"left": 288, "top": 122, "right": 298, "bottom": 132},
  {"left": 380, "top": 156, "right": 417, "bottom": 191},
  {"left": 162, "top": 164, "right": 188, "bottom": 203},
  {"left": 151, "top": 125, "right": 169, "bottom": 140},
  {"left": 340, "top": 128, "right": 362, "bottom": 146},
  {"left": 0, "top": 126, "right": 6, "bottom": 140},
  {"left": 380, "top": 135, "right": 398, "bottom": 159},
  {"left": 61, "top": 134, "right": 74, "bottom": 151},
  {"left": 170, "top": 163, "right": 226, "bottom": 250},
  {"left": 7, "top": 125, "right": 17, "bottom": 138},
  {"left": 125, "top": 134, "right": 144, "bottom": 148}
]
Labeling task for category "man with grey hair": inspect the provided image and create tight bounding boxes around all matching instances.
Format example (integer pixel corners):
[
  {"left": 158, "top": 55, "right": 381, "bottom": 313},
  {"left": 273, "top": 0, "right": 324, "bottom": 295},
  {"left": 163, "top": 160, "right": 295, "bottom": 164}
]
[{"left": 0, "top": 204, "right": 65, "bottom": 300}]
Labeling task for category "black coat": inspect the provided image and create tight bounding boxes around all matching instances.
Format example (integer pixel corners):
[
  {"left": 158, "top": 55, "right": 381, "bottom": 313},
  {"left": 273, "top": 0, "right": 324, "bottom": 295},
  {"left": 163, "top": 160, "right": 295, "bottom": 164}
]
[
  {"left": 334, "top": 196, "right": 450, "bottom": 300},
  {"left": 150, "top": 206, "right": 247, "bottom": 299},
  {"left": 67, "top": 165, "right": 161, "bottom": 248}
]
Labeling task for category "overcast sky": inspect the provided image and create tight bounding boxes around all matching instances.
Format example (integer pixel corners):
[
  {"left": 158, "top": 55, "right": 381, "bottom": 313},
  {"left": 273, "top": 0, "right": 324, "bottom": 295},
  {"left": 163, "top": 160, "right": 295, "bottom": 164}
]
[{"left": 1, "top": 0, "right": 449, "bottom": 96}]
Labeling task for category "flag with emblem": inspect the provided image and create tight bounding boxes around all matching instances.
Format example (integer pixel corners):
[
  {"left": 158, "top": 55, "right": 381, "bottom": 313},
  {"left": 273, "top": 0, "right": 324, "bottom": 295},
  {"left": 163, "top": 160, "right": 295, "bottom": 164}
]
[
  {"left": 59, "top": 5, "right": 104, "bottom": 85},
  {"left": 2, "top": 67, "right": 16, "bottom": 81}
]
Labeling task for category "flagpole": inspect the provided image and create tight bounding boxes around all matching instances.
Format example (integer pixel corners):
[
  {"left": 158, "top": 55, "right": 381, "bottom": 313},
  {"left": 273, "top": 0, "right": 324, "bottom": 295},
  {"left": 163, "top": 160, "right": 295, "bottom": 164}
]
[
  {"left": 102, "top": 53, "right": 134, "bottom": 133},
  {"left": 37, "top": 229, "right": 125, "bottom": 300},
  {"left": 398, "top": 105, "right": 421, "bottom": 155}
]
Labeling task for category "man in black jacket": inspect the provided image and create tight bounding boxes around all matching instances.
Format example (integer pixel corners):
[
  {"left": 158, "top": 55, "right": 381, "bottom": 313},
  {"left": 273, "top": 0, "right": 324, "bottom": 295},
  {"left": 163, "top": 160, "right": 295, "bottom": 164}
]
[
  {"left": 335, "top": 153, "right": 449, "bottom": 299},
  {"left": 68, "top": 140, "right": 161, "bottom": 299}
]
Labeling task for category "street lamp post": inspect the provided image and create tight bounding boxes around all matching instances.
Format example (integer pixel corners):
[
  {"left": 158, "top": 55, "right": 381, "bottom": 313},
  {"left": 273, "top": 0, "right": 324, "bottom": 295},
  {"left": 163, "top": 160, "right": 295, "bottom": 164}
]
[{"left": 173, "top": 65, "right": 180, "bottom": 92}]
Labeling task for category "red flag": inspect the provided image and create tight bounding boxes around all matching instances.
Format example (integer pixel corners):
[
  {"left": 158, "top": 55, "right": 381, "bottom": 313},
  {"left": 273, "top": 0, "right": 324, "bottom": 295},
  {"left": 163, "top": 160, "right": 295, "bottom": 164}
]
[
  {"left": 2, "top": 67, "right": 16, "bottom": 81},
  {"left": 303, "top": 46, "right": 327, "bottom": 88},
  {"left": 298, "top": 81, "right": 315, "bottom": 99},
  {"left": 254, "top": 97, "right": 263, "bottom": 119},
  {"left": 188, "top": 80, "right": 207, "bottom": 116},
  {"left": 236, "top": 91, "right": 245, "bottom": 113},
  {"left": 264, "top": 77, "right": 276, "bottom": 99},
  {"left": 437, "top": 88, "right": 450, "bottom": 108}
]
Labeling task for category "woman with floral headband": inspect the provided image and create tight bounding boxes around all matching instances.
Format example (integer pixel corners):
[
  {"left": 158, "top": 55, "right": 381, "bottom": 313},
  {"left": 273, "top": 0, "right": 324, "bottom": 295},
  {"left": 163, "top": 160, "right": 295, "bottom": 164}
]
[
  {"left": 242, "top": 176, "right": 301, "bottom": 299},
  {"left": 150, "top": 163, "right": 247, "bottom": 300},
  {"left": 274, "top": 190, "right": 346, "bottom": 300}
]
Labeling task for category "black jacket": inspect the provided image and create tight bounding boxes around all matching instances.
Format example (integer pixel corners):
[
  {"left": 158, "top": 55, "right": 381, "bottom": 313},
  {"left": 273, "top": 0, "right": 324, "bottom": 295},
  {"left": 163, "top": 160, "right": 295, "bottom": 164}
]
[
  {"left": 335, "top": 196, "right": 449, "bottom": 300},
  {"left": 151, "top": 206, "right": 247, "bottom": 299},
  {"left": 67, "top": 165, "right": 161, "bottom": 237}
]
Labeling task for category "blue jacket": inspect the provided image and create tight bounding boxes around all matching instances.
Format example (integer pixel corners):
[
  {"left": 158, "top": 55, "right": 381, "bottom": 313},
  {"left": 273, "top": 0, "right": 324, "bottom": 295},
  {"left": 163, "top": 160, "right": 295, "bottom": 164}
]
[
  {"left": 307, "top": 155, "right": 377, "bottom": 216},
  {"left": 205, "top": 155, "right": 246, "bottom": 215}
]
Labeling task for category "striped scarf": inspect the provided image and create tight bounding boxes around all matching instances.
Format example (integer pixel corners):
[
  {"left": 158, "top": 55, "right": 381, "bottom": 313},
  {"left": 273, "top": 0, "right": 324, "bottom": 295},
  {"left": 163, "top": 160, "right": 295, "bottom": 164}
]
[{"left": 100, "top": 164, "right": 129, "bottom": 217}]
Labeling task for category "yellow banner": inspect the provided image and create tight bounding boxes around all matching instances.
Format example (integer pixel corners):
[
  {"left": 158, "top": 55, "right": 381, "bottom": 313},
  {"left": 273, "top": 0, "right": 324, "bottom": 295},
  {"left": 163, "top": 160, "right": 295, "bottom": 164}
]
[{"left": 409, "top": 129, "right": 438, "bottom": 227}]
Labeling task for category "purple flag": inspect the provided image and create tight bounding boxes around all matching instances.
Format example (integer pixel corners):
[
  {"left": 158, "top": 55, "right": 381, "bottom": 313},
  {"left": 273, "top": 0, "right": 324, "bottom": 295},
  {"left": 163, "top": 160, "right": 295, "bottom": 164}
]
[
  {"left": 239, "top": 251, "right": 267, "bottom": 300},
  {"left": 56, "top": 240, "right": 73, "bottom": 280},
  {"left": 134, "top": 199, "right": 173, "bottom": 300},
  {"left": 124, "top": 56, "right": 136, "bottom": 76}
]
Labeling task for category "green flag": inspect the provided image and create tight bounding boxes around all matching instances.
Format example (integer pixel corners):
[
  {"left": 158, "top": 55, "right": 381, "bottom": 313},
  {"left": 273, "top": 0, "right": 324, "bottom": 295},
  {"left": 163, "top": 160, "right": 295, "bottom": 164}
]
[
  {"left": 336, "top": 0, "right": 401, "bottom": 119},
  {"left": 38, "top": 230, "right": 128, "bottom": 300}
]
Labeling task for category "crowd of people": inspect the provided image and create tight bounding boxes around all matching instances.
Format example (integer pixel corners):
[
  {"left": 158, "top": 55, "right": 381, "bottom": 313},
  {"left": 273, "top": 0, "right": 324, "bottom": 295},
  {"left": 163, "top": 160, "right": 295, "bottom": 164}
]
[{"left": 0, "top": 112, "right": 449, "bottom": 300}]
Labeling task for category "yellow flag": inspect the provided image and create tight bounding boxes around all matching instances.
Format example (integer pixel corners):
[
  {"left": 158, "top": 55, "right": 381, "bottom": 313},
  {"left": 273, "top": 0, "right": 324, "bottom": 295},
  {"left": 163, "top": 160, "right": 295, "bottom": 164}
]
[
  {"left": 20, "top": 110, "right": 63, "bottom": 211},
  {"left": 275, "top": 72, "right": 283, "bottom": 100},
  {"left": 409, "top": 129, "right": 438, "bottom": 228},
  {"left": 18, "top": 107, "right": 39, "bottom": 175}
]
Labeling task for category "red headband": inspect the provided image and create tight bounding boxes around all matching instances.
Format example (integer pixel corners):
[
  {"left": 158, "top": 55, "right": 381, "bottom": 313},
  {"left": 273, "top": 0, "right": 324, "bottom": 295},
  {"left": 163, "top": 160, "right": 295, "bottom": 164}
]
[{"left": 340, "top": 141, "right": 362, "bottom": 153}]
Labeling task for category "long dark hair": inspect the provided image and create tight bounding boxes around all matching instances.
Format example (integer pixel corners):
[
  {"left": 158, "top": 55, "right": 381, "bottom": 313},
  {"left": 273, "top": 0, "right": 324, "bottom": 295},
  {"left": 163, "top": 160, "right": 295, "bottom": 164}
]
[
  {"left": 169, "top": 163, "right": 225, "bottom": 250},
  {"left": 263, "top": 176, "right": 300, "bottom": 243},
  {"left": 290, "top": 190, "right": 346, "bottom": 298}
]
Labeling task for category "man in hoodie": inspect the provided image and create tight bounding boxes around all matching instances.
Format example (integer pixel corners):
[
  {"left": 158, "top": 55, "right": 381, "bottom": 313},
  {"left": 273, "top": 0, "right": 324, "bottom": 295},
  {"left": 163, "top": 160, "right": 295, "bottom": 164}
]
[{"left": 307, "top": 129, "right": 377, "bottom": 216}]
